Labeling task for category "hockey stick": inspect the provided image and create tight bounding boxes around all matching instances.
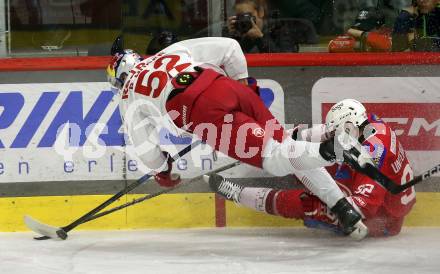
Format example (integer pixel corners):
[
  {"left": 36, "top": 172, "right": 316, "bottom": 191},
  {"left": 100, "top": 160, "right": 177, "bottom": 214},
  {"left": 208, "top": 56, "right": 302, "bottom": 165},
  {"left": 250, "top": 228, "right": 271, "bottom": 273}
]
[
  {"left": 25, "top": 139, "right": 202, "bottom": 240},
  {"left": 342, "top": 139, "right": 440, "bottom": 195},
  {"left": 336, "top": 131, "right": 427, "bottom": 195},
  {"left": 25, "top": 160, "right": 241, "bottom": 240},
  {"left": 358, "top": 161, "right": 440, "bottom": 195},
  {"left": 64, "top": 160, "right": 240, "bottom": 226}
]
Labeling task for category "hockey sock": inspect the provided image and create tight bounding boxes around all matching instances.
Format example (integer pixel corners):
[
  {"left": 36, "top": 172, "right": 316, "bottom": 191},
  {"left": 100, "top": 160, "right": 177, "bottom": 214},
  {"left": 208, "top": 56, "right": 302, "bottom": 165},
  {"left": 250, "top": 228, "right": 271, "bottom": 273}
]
[{"left": 237, "top": 188, "right": 305, "bottom": 219}]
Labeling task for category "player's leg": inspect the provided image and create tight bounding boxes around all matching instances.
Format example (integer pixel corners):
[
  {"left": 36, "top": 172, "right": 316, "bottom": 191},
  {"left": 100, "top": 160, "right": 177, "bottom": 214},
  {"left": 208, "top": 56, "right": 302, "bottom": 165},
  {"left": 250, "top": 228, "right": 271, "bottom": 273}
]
[
  {"left": 205, "top": 173, "right": 366, "bottom": 238},
  {"left": 204, "top": 173, "right": 306, "bottom": 219},
  {"left": 187, "top": 100, "right": 347, "bottom": 222},
  {"left": 167, "top": 77, "right": 367, "bottom": 238},
  {"left": 223, "top": 80, "right": 351, "bottom": 212},
  {"left": 170, "top": 77, "right": 274, "bottom": 167},
  {"left": 189, "top": 77, "right": 335, "bottom": 169}
]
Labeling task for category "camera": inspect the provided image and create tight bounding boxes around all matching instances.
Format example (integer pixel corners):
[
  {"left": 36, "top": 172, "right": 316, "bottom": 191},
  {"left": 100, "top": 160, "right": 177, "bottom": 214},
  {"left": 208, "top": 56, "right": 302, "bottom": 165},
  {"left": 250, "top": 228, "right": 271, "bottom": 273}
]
[{"left": 235, "top": 12, "right": 256, "bottom": 34}]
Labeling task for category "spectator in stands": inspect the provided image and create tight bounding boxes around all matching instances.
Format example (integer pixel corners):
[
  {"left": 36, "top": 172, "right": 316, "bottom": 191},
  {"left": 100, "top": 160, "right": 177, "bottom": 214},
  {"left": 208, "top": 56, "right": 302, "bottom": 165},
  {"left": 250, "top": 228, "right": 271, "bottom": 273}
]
[
  {"left": 223, "top": 0, "right": 317, "bottom": 53},
  {"left": 392, "top": 0, "right": 440, "bottom": 51},
  {"left": 329, "top": 1, "right": 440, "bottom": 52},
  {"left": 328, "top": 7, "right": 392, "bottom": 52}
]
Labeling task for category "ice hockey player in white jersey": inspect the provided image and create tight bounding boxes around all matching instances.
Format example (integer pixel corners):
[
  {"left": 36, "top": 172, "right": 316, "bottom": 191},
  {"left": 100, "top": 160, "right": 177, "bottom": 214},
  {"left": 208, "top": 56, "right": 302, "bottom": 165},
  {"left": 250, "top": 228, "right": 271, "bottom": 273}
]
[{"left": 106, "top": 36, "right": 368, "bottom": 239}]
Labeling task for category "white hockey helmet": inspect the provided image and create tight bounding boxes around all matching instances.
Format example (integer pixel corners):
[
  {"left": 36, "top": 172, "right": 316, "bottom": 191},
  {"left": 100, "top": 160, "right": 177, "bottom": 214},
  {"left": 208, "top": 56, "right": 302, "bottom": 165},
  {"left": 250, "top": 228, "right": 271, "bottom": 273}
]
[
  {"left": 106, "top": 49, "right": 143, "bottom": 90},
  {"left": 325, "top": 99, "right": 368, "bottom": 131}
]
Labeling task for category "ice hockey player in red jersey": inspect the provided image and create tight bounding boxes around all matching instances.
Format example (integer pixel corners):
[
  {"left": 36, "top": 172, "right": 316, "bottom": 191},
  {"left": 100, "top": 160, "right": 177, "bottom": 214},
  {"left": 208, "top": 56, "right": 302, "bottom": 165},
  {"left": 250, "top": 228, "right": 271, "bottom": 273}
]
[
  {"left": 107, "top": 37, "right": 369, "bottom": 239},
  {"left": 207, "top": 99, "right": 416, "bottom": 237}
]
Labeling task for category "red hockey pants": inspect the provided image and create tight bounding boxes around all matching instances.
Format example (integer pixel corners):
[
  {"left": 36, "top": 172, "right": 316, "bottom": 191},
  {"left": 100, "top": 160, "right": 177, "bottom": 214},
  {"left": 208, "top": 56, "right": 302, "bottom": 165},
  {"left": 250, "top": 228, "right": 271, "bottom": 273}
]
[{"left": 166, "top": 69, "right": 285, "bottom": 167}]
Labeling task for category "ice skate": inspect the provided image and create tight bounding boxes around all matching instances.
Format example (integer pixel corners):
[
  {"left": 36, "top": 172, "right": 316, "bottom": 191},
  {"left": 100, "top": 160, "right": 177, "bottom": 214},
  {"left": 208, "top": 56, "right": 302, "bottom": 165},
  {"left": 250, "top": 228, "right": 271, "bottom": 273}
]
[
  {"left": 331, "top": 198, "right": 368, "bottom": 240},
  {"left": 203, "top": 174, "right": 243, "bottom": 203}
]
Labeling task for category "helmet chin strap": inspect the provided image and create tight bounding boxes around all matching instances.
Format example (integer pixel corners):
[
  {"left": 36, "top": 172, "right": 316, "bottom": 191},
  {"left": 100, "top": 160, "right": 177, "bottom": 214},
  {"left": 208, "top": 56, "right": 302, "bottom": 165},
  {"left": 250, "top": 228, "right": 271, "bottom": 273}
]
[
  {"left": 358, "top": 120, "right": 375, "bottom": 144},
  {"left": 115, "top": 78, "right": 124, "bottom": 89},
  {"left": 107, "top": 75, "right": 124, "bottom": 95},
  {"left": 110, "top": 86, "right": 120, "bottom": 96}
]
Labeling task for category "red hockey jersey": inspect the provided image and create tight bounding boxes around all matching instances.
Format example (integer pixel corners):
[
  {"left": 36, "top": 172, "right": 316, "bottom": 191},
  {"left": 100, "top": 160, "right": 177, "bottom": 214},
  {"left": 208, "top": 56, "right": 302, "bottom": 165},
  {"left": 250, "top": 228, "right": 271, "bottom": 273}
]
[{"left": 327, "top": 114, "right": 416, "bottom": 236}]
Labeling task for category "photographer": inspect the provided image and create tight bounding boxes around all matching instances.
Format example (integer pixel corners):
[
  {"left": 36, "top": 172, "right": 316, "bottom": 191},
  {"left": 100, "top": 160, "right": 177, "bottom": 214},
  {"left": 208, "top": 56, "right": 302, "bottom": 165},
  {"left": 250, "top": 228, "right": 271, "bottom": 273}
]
[
  {"left": 224, "top": 0, "right": 311, "bottom": 53},
  {"left": 392, "top": 0, "right": 440, "bottom": 51}
]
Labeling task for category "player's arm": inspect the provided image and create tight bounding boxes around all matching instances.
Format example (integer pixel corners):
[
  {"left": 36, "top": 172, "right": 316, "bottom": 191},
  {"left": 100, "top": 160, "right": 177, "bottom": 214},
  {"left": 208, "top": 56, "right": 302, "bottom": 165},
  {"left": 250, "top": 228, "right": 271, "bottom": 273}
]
[
  {"left": 124, "top": 111, "right": 167, "bottom": 172},
  {"left": 292, "top": 124, "right": 334, "bottom": 142},
  {"left": 123, "top": 110, "right": 180, "bottom": 187},
  {"left": 177, "top": 37, "right": 249, "bottom": 80},
  {"left": 346, "top": 29, "right": 391, "bottom": 52}
]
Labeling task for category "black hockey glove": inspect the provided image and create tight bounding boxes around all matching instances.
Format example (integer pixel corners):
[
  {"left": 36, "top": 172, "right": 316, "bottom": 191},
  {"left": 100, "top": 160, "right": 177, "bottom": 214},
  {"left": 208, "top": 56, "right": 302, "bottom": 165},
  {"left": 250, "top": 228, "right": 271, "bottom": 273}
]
[{"left": 319, "top": 133, "right": 374, "bottom": 171}]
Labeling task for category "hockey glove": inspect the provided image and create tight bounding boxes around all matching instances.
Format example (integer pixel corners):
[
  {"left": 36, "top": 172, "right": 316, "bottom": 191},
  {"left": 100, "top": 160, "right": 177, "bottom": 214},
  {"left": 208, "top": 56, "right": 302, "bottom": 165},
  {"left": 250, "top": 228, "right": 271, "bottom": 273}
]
[
  {"left": 300, "top": 192, "right": 342, "bottom": 234},
  {"left": 301, "top": 192, "right": 338, "bottom": 225},
  {"left": 154, "top": 152, "right": 181, "bottom": 188},
  {"left": 319, "top": 129, "right": 374, "bottom": 169}
]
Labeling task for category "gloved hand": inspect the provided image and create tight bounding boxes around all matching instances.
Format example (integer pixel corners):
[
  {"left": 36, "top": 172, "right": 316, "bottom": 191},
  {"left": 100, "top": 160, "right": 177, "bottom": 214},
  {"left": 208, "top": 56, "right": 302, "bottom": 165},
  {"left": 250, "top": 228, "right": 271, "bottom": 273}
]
[
  {"left": 301, "top": 192, "right": 338, "bottom": 225},
  {"left": 319, "top": 135, "right": 345, "bottom": 163},
  {"left": 319, "top": 127, "right": 374, "bottom": 168},
  {"left": 300, "top": 192, "right": 342, "bottom": 234},
  {"left": 154, "top": 152, "right": 181, "bottom": 188}
]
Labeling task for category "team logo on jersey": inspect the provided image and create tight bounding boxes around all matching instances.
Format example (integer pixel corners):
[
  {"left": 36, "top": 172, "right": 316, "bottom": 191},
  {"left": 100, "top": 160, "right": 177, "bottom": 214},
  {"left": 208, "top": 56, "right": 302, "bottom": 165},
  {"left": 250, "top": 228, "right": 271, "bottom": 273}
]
[
  {"left": 372, "top": 144, "right": 386, "bottom": 168},
  {"left": 175, "top": 73, "right": 195, "bottom": 86},
  {"left": 253, "top": 128, "right": 265, "bottom": 138},
  {"left": 370, "top": 113, "right": 383, "bottom": 122},
  {"left": 354, "top": 184, "right": 375, "bottom": 197}
]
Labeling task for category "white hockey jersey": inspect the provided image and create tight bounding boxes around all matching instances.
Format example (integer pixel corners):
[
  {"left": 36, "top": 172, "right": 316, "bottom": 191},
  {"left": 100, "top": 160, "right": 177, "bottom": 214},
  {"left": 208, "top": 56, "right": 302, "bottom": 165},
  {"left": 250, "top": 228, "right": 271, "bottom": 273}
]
[{"left": 118, "top": 37, "right": 248, "bottom": 172}]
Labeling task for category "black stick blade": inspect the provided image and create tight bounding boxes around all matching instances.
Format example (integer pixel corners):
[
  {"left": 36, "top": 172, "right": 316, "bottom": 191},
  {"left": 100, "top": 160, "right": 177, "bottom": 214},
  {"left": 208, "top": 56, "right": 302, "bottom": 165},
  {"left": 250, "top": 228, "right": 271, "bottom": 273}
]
[{"left": 34, "top": 236, "right": 51, "bottom": 240}]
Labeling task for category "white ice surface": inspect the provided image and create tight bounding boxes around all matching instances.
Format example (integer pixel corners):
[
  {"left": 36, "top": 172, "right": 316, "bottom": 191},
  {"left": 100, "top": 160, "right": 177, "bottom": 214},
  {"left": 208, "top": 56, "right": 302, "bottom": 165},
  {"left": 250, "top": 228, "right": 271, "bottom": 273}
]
[{"left": 0, "top": 227, "right": 439, "bottom": 274}]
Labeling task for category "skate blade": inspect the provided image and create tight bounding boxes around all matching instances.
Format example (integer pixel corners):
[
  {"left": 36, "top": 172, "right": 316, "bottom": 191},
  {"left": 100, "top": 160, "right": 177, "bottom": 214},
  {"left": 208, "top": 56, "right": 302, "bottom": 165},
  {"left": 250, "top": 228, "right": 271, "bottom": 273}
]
[{"left": 349, "top": 220, "right": 368, "bottom": 241}]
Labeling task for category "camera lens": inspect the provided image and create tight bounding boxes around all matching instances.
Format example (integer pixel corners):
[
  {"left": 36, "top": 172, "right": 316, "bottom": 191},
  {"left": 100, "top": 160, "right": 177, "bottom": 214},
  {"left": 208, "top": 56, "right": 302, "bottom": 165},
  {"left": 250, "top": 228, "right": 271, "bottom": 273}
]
[{"left": 235, "top": 13, "right": 254, "bottom": 34}]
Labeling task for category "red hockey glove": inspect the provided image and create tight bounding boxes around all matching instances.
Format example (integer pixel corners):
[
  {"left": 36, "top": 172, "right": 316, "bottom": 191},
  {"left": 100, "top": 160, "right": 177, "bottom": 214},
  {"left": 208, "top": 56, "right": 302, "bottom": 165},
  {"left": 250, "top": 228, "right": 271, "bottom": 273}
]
[
  {"left": 300, "top": 192, "right": 338, "bottom": 225},
  {"left": 300, "top": 192, "right": 342, "bottom": 234},
  {"left": 154, "top": 153, "right": 181, "bottom": 188}
]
